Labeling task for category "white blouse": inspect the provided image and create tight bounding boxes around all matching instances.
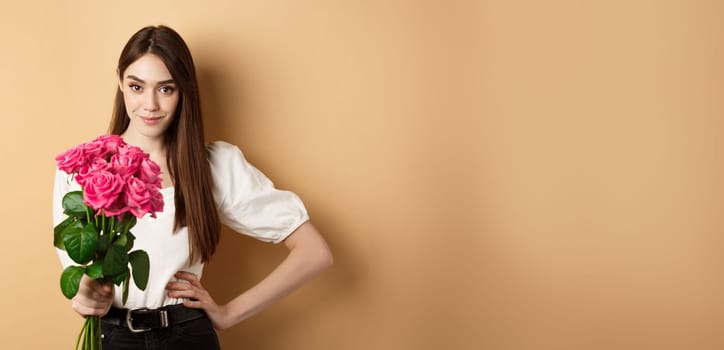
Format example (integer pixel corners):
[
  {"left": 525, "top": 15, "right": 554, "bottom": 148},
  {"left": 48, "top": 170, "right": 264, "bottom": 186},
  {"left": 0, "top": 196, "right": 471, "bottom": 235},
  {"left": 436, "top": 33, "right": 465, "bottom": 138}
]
[{"left": 53, "top": 141, "right": 309, "bottom": 309}]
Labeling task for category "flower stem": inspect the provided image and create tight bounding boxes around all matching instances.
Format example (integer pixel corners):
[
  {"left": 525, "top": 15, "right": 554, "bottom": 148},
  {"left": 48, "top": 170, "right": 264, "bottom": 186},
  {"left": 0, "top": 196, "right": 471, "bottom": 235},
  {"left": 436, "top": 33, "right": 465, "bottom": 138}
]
[
  {"left": 75, "top": 316, "right": 102, "bottom": 350},
  {"left": 74, "top": 318, "right": 84, "bottom": 349}
]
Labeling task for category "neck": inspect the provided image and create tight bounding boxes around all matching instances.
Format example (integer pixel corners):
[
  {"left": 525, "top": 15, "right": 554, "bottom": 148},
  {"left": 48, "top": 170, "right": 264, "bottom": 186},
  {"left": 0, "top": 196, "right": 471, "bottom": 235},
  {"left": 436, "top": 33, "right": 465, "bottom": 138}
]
[{"left": 120, "top": 132, "right": 166, "bottom": 157}]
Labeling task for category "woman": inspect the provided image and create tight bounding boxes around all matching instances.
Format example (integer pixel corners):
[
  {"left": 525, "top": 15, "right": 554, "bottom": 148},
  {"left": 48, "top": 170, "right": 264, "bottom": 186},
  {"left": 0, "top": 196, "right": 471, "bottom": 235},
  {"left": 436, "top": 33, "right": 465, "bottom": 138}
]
[{"left": 53, "top": 25, "right": 333, "bottom": 349}]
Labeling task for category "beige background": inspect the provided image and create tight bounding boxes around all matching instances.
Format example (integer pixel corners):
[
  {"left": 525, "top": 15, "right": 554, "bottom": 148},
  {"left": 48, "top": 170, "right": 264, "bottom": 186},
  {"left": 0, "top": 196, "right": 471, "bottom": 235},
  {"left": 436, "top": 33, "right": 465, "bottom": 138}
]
[{"left": 1, "top": 1, "right": 723, "bottom": 349}]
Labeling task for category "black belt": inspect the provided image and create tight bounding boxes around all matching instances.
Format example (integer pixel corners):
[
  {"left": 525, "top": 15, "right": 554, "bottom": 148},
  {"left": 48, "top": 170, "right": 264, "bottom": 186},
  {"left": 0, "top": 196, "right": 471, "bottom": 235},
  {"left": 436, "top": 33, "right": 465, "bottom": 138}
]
[{"left": 102, "top": 304, "right": 206, "bottom": 333}]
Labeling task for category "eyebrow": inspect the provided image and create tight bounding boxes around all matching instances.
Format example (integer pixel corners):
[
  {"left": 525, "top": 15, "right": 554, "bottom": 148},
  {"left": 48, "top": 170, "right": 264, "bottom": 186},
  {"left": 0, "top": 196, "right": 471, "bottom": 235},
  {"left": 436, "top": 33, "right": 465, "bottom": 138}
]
[{"left": 126, "top": 75, "right": 175, "bottom": 85}]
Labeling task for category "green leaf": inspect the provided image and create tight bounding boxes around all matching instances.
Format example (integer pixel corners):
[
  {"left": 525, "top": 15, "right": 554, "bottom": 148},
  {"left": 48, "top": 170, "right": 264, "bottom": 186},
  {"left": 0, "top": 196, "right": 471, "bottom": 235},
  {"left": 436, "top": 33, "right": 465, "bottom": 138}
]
[
  {"left": 53, "top": 216, "right": 75, "bottom": 250},
  {"left": 111, "top": 269, "right": 128, "bottom": 286},
  {"left": 62, "top": 191, "right": 87, "bottom": 217},
  {"left": 121, "top": 216, "right": 137, "bottom": 232},
  {"left": 62, "top": 220, "right": 83, "bottom": 234},
  {"left": 97, "top": 229, "right": 116, "bottom": 255},
  {"left": 102, "top": 244, "right": 128, "bottom": 278},
  {"left": 113, "top": 230, "right": 136, "bottom": 250},
  {"left": 59, "top": 220, "right": 83, "bottom": 251},
  {"left": 60, "top": 265, "right": 85, "bottom": 299},
  {"left": 96, "top": 233, "right": 108, "bottom": 255},
  {"left": 128, "top": 250, "right": 150, "bottom": 291},
  {"left": 122, "top": 274, "right": 131, "bottom": 305},
  {"left": 113, "top": 231, "right": 127, "bottom": 247},
  {"left": 86, "top": 261, "right": 104, "bottom": 279},
  {"left": 125, "top": 231, "right": 136, "bottom": 251},
  {"left": 63, "top": 221, "right": 99, "bottom": 264}
]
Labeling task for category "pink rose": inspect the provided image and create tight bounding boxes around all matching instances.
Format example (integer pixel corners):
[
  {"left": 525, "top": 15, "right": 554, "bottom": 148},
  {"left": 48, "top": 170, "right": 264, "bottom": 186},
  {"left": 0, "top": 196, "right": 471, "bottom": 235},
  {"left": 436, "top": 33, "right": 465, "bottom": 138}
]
[
  {"left": 93, "top": 134, "right": 126, "bottom": 155},
  {"left": 75, "top": 158, "right": 111, "bottom": 187},
  {"left": 103, "top": 203, "right": 129, "bottom": 218},
  {"left": 111, "top": 147, "right": 144, "bottom": 179},
  {"left": 83, "top": 170, "right": 125, "bottom": 213},
  {"left": 125, "top": 177, "right": 153, "bottom": 218},
  {"left": 55, "top": 146, "right": 86, "bottom": 174},
  {"left": 148, "top": 186, "right": 164, "bottom": 216},
  {"left": 81, "top": 140, "right": 107, "bottom": 160},
  {"left": 138, "top": 157, "right": 162, "bottom": 186}
]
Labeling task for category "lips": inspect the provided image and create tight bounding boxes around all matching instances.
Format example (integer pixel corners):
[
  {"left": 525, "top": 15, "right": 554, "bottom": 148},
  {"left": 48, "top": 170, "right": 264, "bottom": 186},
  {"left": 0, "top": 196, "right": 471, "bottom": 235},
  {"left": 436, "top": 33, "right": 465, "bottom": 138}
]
[
  {"left": 138, "top": 115, "right": 164, "bottom": 125},
  {"left": 139, "top": 115, "right": 164, "bottom": 120}
]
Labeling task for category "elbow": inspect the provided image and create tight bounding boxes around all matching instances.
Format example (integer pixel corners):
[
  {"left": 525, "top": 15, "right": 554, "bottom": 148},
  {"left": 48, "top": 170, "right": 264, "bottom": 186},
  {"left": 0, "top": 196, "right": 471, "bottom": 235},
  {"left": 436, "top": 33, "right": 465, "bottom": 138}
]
[
  {"left": 324, "top": 248, "right": 334, "bottom": 268},
  {"left": 287, "top": 221, "right": 333, "bottom": 271},
  {"left": 316, "top": 245, "right": 334, "bottom": 271},
  {"left": 291, "top": 237, "right": 333, "bottom": 273}
]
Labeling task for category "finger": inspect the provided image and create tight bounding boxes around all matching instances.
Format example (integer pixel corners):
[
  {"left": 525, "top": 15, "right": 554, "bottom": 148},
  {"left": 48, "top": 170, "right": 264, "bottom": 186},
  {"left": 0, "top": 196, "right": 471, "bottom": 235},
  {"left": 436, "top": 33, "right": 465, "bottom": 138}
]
[
  {"left": 167, "top": 288, "right": 195, "bottom": 299},
  {"left": 78, "top": 285, "right": 110, "bottom": 302},
  {"left": 169, "top": 284, "right": 210, "bottom": 299},
  {"left": 85, "top": 306, "right": 110, "bottom": 317},
  {"left": 72, "top": 299, "right": 110, "bottom": 316},
  {"left": 72, "top": 303, "right": 95, "bottom": 316},
  {"left": 83, "top": 279, "right": 113, "bottom": 297},
  {"left": 182, "top": 299, "right": 203, "bottom": 309},
  {"left": 165, "top": 281, "right": 196, "bottom": 292},
  {"left": 74, "top": 293, "right": 111, "bottom": 308},
  {"left": 174, "top": 271, "right": 203, "bottom": 288},
  {"left": 174, "top": 271, "right": 197, "bottom": 281},
  {"left": 92, "top": 284, "right": 113, "bottom": 298},
  {"left": 86, "top": 285, "right": 114, "bottom": 301},
  {"left": 167, "top": 289, "right": 208, "bottom": 302}
]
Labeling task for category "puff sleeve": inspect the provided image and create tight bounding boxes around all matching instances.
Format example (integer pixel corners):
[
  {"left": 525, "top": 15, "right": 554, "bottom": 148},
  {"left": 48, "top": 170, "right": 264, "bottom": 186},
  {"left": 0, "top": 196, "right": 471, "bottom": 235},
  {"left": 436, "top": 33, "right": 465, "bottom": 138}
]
[{"left": 207, "top": 141, "right": 309, "bottom": 243}]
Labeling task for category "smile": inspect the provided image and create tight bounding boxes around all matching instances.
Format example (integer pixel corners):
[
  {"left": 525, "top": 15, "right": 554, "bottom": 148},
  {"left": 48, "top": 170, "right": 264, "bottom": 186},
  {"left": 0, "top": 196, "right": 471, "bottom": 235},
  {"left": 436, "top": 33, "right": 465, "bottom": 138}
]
[{"left": 139, "top": 115, "right": 164, "bottom": 125}]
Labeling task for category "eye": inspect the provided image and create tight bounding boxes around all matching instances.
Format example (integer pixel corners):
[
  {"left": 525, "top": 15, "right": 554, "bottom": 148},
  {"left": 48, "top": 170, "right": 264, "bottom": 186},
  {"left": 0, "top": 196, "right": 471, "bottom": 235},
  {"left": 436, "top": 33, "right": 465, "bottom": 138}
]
[
  {"left": 160, "top": 86, "right": 175, "bottom": 94},
  {"left": 128, "top": 84, "right": 142, "bottom": 92}
]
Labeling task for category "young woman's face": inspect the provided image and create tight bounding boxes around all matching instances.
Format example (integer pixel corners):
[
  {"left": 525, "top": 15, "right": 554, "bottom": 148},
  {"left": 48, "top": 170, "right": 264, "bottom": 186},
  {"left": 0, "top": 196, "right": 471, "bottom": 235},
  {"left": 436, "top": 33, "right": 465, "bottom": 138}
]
[{"left": 119, "top": 53, "right": 179, "bottom": 139}]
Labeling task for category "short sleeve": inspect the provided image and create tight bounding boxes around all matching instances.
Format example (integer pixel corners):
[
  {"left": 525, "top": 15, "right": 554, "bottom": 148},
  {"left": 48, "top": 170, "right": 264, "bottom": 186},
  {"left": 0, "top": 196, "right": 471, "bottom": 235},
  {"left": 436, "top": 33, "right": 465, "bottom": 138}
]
[
  {"left": 207, "top": 141, "right": 309, "bottom": 243},
  {"left": 53, "top": 169, "right": 81, "bottom": 268}
]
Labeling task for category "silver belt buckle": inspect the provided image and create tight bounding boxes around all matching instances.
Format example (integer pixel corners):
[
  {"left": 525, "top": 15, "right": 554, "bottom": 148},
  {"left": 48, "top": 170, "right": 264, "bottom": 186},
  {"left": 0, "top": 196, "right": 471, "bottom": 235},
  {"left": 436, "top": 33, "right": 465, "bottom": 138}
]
[
  {"left": 125, "top": 307, "right": 170, "bottom": 333},
  {"left": 126, "top": 308, "right": 152, "bottom": 333}
]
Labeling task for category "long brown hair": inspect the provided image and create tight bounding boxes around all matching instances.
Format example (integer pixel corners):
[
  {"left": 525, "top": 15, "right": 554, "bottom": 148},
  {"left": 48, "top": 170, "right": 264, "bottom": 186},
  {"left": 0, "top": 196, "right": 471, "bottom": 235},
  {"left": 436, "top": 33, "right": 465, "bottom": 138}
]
[{"left": 109, "top": 25, "right": 220, "bottom": 263}]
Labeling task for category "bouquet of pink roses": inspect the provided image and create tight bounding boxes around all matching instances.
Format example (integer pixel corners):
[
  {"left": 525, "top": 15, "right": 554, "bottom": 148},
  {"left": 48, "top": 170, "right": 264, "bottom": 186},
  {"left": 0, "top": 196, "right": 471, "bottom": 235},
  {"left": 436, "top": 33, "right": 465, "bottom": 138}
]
[{"left": 54, "top": 134, "right": 164, "bottom": 350}]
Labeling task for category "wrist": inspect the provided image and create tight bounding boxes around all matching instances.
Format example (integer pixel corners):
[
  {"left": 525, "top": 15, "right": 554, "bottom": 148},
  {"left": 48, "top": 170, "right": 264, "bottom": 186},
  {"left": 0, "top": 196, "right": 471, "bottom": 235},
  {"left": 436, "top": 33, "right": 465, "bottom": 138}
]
[{"left": 225, "top": 295, "right": 254, "bottom": 326}]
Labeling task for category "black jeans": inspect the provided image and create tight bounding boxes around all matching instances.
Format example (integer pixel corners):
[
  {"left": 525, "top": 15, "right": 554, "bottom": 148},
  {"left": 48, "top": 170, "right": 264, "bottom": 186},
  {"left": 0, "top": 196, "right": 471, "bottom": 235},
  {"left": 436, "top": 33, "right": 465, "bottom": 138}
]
[{"left": 101, "top": 315, "right": 221, "bottom": 350}]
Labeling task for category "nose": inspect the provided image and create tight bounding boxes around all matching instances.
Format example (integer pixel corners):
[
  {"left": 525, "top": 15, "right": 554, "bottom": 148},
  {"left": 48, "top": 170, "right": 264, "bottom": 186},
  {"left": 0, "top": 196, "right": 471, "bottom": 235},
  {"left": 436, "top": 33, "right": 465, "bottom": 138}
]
[{"left": 143, "top": 91, "right": 159, "bottom": 112}]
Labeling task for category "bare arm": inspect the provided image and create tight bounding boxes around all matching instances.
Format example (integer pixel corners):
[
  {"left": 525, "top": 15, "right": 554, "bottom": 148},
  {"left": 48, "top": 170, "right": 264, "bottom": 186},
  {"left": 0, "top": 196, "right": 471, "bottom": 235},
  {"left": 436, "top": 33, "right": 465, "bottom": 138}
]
[{"left": 167, "top": 221, "right": 333, "bottom": 329}]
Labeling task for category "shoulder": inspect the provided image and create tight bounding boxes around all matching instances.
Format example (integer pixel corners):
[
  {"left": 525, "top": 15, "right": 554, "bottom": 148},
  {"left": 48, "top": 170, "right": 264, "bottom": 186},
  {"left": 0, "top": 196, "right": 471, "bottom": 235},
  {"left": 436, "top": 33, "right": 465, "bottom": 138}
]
[
  {"left": 206, "top": 140, "right": 251, "bottom": 166},
  {"left": 206, "top": 140, "right": 243, "bottom": 159},
  {"left": 205, "top": 140, "right": 256, "bottom": 182}
]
